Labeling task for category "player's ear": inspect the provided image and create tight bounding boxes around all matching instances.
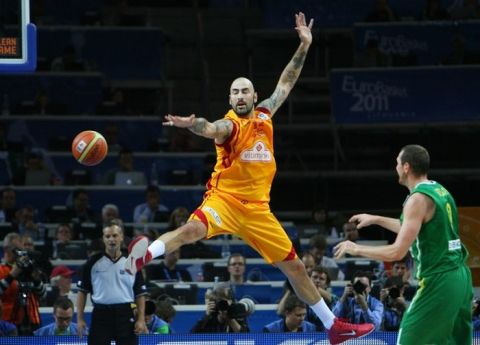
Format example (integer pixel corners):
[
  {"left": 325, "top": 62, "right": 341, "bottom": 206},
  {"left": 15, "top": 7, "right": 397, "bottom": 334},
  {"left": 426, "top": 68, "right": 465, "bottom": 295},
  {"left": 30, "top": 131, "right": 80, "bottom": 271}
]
[{"left": 253, "top": 92, "right": 258, "bottom": 104}]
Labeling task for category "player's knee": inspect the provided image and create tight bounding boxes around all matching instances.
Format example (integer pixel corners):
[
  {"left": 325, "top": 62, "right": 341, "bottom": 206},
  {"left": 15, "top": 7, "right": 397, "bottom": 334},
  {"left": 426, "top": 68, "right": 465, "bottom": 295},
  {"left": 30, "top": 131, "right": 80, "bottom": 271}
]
[{"left": 179, "top": 221, "right": 206, "bottom": 244}]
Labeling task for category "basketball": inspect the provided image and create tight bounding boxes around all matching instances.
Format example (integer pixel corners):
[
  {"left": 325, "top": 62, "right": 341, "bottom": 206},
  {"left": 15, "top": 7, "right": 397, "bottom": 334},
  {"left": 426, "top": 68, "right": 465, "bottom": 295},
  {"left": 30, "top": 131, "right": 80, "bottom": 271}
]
[{"left": 71, "top": 130, "right": 108, "bottom": 166}]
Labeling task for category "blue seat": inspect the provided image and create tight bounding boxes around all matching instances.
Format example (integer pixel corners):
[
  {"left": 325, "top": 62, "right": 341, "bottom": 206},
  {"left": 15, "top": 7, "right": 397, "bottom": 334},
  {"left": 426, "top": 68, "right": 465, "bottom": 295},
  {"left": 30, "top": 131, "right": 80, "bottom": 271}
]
[
  {"left": 15, "top": 187, "right": 204, "bottom": 222},
  {"left": 233, "top": 284, "right": 273, "bottom": 304},
  {"left": 37, "top": 27, "right": 166, "bottom": 80}
]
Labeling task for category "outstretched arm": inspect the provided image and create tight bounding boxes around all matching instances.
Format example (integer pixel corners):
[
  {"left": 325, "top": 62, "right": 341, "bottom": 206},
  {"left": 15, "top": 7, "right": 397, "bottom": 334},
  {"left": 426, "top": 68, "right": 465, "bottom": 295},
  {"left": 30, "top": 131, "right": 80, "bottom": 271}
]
[
  {"left": 257, "top": 12, "right": 313, "bottom": 116},
  {"left": 334, "top": 194, "right": 430, "bottom": 261},
  {"left": 163, "top": 114, "right": 233, "bottom": 143},
  {"left": 349, "top": 214, "right": 401, "bottom": 234}
]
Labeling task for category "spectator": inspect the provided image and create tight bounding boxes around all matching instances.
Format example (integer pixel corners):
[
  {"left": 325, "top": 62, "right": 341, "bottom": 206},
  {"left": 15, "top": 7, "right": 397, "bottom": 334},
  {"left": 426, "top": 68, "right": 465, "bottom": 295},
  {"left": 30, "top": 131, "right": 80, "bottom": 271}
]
[
  {"left": 145, "top": 300, "right": 170, "bottom": 334},
  {"left": 67, "top": 189, "right": 98, "bottom": 223},
  {"left": 227, "top": 253, "right": 246, "bottom": 285},
  {"left": 0, "top": 187, "right": 17, "bottom": 223},
  {"left": 311, "top": 266, "right": 338, "bottom": 309},
  {"left": 0, "top": 232, "right": 46, "bottom": 334},
  {"left": 34, "top": 298, "right": 86, "bottom": 336},
  {"left": 422, "top": 0, "right": 450, "bottom": 20},
  {"left": 264, "top": 294, "right": 316, "bottom": 332},
  {"left": 278, "top": 266, "right": 338, "bottom": 331},
  {"left": 156, "top": 299, "right": 177, "bottom": 332},
  {"left": 21, "top": 234, "right": 35, "bottom": 251},
  {"left": 21, "top": 235, "right": 52, "bottom": 281},
  {"left": 380, "top": 276, "right": 407, "bottom": 331},
  {"left": 307, "top": 205, "right": 339, "bottom": 238},
  {"left": 473, "top": 297, "right": 480, "bottom": 331},
  {"left": 365, "top": 0, "right": 396, "bottom": 22},
  {"left": 16, "top": 205, "right": 44, "bottom": 240},
  {"left": 76, "top": 223, "right": 148, "bottom": 343},
  {"left": 49, "top": 223, "right": 74, "bottom": 259},
  {"left": 301, "top": 252, "right": 316, "bottom": 276},
  {"left": 0, "top": 300, "right": 17, "bottom": 336},
  {"left": 191, "top": 283, "right": 249, "bottom": 333},
  {"left": 332, "top": 271, "right": 383, "bottom": 330},
  {"left": 44, "top": 265, "right": 77, "bottom": 307},
  {"left": 389, "top": 256, "right": 417, "bottom": 301},
  {"left": 101, "top": 204, "right": 120, "bottom": 227},
  {"left": 11, "top": 151, "right": 55, "bottom": 186},
  {"left": 133, "top": 185, "right": 169, "bottom": 224},
  {"left": 145, "top": 248, "right": 191, "bottom": 282},
  {"left": 309, "top": 234, "right": 345, "bottom": 280},
  {"left": 102, "top": 148, "right": 146, "bottom": 186}
]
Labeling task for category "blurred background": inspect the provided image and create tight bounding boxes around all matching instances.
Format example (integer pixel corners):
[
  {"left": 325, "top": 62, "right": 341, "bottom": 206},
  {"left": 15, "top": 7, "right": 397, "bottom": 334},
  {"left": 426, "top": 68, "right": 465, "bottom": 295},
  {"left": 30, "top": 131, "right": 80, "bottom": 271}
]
[{"left": 0, "top": 0, "right": 479, "bottom": 338}]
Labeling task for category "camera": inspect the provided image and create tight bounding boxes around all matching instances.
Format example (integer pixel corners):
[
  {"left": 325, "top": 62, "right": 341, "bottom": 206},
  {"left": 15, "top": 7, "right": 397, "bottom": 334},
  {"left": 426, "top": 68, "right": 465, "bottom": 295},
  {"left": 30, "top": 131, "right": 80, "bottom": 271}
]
[
  {"left": 215, "top": 297, "right": 255, "bottom": 318},
  {"left": 353, "top": 280, "right": 367, "bottom": 294},
  {"left": 13, "top": 249, "right": 35, "bottom": 271},
  {"left": 388, "top": 286, "right": 401, "bottom": 299}
]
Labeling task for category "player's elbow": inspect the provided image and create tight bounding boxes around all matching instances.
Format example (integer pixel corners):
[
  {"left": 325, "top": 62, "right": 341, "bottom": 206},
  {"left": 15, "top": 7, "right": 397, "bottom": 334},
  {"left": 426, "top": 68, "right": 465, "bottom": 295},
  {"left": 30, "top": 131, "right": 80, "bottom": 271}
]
[{"left": 389, "top": 245, "right": 409, "bottom": 262}]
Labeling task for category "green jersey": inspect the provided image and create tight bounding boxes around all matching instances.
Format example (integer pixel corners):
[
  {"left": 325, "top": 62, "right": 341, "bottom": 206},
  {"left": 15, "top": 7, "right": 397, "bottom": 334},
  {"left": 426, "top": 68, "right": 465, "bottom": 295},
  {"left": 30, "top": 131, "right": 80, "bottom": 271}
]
[{"left": 400, "top": 180, "right": 468, "bottom": 279}]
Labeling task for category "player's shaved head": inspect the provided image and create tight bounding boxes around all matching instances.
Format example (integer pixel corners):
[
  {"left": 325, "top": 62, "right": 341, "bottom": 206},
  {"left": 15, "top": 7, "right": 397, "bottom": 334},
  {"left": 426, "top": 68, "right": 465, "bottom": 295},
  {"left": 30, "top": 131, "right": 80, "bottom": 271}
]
[{"left": 230, "top": 77, "right": 254, "bottom": 92}]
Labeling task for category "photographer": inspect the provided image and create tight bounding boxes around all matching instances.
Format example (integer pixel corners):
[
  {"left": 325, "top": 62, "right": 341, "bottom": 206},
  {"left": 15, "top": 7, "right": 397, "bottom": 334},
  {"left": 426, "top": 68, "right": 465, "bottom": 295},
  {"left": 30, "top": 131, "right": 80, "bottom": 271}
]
[
  {"left": 264, "top": 294, "right": 316, "bottom": 332},
  {"left": 380, "top": 276, "right": 407, "bottom": 331},
  {"left": 473, "top": 297, "right": 480, "bottom": 331},
  {"left": 191, "top": 283, "right": 250, "bottom": 333},
  {"left": 0, "top": 232, "right": 46, "bottom": 335},
  {"left": 332, "top": 271, "right": 383, "bottom": 330}
]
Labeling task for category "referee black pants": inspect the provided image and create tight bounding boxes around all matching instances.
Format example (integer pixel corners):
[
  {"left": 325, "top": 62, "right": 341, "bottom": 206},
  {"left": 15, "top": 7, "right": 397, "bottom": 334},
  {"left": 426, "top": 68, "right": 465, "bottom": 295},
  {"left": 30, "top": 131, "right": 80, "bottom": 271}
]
[{"left": 89, "top": 303, "right": 137, "bottom": 345}]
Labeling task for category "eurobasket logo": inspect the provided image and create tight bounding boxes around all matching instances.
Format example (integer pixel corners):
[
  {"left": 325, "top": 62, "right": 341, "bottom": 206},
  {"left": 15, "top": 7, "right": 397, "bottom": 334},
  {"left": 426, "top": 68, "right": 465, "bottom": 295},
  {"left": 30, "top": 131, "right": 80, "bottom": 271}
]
[
  {"left": 342, "top": 75, "right": 408, "bottom": 114},
  {"left": 363, "top": 29, "right": 428, "bottom": 55}
]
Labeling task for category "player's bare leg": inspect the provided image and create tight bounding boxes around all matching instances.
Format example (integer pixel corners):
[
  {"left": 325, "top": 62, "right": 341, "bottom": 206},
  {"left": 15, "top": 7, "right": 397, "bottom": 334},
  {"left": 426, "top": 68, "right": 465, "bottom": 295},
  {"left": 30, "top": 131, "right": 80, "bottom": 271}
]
[{"left": 125, "top": 221, "right": 207, "bottom": 275}]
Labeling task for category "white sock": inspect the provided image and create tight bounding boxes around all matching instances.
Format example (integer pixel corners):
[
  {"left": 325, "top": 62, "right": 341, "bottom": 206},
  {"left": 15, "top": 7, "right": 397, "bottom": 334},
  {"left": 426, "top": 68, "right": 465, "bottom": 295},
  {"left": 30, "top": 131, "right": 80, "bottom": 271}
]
[
  {"left": 311, "top": 298, "right": 335, "bottom": 329},
  {"left": 148, "top": 239, "right": 165, "bottom": 259}
]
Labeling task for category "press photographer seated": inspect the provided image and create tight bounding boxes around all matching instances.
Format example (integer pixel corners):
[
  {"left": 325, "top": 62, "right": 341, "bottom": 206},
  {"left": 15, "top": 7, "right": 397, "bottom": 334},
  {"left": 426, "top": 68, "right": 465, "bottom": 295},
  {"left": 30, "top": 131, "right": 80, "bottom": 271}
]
[
  {"left": 332, "top": 271, "right": 383, "bottom": 330},
  {"left": 191, "top": 283, "right": 253, "bottom": 333},
  {"left": 0, "top": 233, "right": 46, "bottom": 335}
]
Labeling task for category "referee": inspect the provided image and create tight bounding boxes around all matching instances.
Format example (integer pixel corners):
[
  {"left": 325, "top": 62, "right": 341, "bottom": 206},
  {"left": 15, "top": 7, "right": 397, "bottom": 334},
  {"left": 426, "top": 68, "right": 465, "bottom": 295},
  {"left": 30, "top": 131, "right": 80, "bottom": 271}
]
[{"left": 76, "top": 222, "right": 148, "bottom": 345}]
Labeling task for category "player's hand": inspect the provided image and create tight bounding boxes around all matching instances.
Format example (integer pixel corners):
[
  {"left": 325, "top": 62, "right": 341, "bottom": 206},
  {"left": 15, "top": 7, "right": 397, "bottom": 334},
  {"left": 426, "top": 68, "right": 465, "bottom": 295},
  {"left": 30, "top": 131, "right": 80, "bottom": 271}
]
[
  {"left": 295, "top": 12, "right": 313, "bottom": 46},
  {"left": 134, "top": 319, "right": 148, "bottom": 334},
  {"left": 334, "top": 240, "right": 358, "bottom": 259},
  {"left": 163, "top": 114, "right": 196, "bottom": 128},
  {"left": 77, "top": 318, "right": 87, "bottom": 338},
  {"left": 349, "top": 213, "right": 376, "bottom": 229}
]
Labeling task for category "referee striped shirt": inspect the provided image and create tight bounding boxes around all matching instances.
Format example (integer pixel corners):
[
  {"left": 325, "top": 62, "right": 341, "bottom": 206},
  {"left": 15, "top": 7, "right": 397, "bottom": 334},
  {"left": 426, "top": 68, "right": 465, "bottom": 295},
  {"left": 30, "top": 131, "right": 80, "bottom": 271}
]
[{"left": 77, "top": 253, "right": 147, "bottom": 304}]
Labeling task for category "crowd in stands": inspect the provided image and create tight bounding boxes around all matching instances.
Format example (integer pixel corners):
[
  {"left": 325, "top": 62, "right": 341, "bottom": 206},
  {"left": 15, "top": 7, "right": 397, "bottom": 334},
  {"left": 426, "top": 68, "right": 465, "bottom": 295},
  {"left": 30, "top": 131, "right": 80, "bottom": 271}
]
[
  {"left": 1, "top": 0, "right": 479, "bottom": 338},
  {"left": 0, "top": 197, "right": 478, "bottom": 335}
]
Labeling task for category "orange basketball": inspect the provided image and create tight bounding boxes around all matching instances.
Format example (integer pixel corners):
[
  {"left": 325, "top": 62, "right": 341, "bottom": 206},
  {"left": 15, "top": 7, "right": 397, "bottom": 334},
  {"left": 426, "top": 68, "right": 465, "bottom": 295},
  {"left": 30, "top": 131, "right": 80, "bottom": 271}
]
[{"left": 71, "top": 130, "right": 108, "bottom": 166}]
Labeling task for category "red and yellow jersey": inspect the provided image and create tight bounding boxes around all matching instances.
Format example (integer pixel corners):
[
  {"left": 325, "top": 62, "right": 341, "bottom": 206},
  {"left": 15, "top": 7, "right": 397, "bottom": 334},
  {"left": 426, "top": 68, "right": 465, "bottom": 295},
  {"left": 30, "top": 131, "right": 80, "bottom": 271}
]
[{"left": 206, "top": 107, "right": 276, "bottom": 203}]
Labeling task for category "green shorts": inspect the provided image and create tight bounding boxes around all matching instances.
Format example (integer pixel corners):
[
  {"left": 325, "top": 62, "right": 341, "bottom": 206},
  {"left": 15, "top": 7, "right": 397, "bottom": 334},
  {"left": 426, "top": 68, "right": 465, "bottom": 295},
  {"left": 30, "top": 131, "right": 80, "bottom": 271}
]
[{"left": 398, "top": 265, "right": 473, "bottom": 345}]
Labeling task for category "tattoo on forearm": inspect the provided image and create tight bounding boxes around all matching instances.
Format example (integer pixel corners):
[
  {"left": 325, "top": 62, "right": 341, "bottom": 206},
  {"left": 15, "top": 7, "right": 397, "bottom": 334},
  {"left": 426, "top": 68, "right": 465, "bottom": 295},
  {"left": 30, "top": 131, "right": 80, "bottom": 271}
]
[
  {"left": 189, "top": 117, "right": 208, "bottom": 135},
  {"left": 293, "top": 51, "right": 307, "bottom": 69}
]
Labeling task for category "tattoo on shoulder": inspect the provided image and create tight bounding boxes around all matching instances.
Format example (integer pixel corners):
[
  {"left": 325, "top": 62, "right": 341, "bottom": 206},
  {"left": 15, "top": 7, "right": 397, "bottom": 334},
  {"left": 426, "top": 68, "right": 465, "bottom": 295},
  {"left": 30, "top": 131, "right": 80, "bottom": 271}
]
[{"left": 215, "top": 119, "right": 233, "bottom": 139}]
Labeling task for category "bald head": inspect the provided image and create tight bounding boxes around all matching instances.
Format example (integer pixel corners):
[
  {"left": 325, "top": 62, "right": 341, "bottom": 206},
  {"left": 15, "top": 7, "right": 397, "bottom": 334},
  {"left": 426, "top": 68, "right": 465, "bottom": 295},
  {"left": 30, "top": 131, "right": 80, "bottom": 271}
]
[
  {"left": 230, "top": 77, "right": 254, "bottom": 92},
  {"left": 229, "top": 77, "right": 257, "bottom": 116}
]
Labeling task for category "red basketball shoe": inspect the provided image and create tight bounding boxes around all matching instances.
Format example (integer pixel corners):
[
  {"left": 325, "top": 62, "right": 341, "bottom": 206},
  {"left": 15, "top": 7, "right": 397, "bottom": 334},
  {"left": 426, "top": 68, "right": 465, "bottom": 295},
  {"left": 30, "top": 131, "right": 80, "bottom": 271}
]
[
  {"left": 124, "top": 236, "right": 152, "bottom": 275},
  {"left": 327, "top": 318, "right": 375, "bottom": 344}
]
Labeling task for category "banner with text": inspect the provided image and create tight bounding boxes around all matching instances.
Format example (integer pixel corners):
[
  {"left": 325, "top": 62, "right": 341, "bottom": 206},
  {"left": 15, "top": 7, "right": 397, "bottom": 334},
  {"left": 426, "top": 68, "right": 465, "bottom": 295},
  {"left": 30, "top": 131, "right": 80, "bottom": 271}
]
[
  {"left": 354, "top": 21, "right": 480, "bottom": 65},
  {"left": 330, "top": 67, "right": 480, "bottom": 123}
]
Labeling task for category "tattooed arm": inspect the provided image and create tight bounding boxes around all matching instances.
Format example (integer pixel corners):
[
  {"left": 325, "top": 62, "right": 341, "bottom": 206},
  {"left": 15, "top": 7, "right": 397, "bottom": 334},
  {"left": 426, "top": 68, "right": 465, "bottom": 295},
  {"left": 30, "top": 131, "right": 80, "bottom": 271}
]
[
  {"left": 257, "top": 12, "right": 313, "bottom": 117},
  {"left": 163, "top": 114, "right": 233, "bottom": 144}
]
